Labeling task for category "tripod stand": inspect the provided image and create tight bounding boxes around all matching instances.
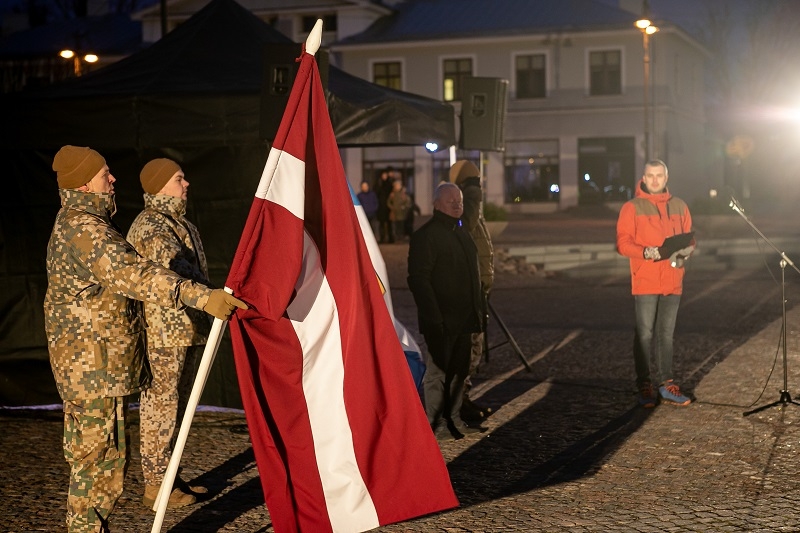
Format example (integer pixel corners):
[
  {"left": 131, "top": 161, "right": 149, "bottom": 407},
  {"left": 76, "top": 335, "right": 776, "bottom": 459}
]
[
  {"left": 730, "top": 197, "right": 800, "bottom": 416},
  {"left": 486, "top": 300, "right": 532, "bottom": 371}
]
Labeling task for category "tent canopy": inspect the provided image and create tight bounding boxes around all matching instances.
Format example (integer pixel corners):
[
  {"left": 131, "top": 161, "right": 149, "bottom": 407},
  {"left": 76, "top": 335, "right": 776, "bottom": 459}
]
[
  {"left": 1, "top": 0, "right": 455, "bottom": 149},
  {"left": 0, "top": 0, "right": 454, "bottom": 407}
]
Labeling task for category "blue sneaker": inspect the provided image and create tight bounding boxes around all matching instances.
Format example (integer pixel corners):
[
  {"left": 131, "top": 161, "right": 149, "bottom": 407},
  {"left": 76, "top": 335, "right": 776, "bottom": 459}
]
[
  {"left": 658, "top": 380, "right": 691, "bottom": 406},
  {"left": 638, "top": 381, "right": 657, "bottom": 408}
]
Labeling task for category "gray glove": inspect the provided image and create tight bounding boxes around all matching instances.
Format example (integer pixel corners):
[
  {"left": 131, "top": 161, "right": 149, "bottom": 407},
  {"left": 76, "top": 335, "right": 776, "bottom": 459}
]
[{"left": 670, "top": 245, "right": 695, "bottom": 268}]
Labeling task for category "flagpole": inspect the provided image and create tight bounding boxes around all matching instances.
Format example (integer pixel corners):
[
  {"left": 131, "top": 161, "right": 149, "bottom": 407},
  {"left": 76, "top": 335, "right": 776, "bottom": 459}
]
[
  {"left": 306, "top": 19, "right": 322, "bottom": 56},
  {"left": 150, "top": 289, "right": 231, "bottom": 533},
  {"left": 150, "top": 21, "right": 323, "bottom": 533}
]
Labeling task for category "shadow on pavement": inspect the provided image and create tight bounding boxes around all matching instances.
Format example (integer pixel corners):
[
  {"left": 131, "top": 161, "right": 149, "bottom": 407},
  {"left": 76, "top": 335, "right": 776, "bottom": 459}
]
[{"left": 442, "top": 269, "right": 794, "bottom": 511}]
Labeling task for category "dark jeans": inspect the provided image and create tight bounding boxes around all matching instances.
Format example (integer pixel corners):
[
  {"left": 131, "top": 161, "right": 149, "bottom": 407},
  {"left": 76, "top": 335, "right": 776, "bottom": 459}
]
[
  {"left": 633, "top": 294, "right": 681, "bottom": 387},
  {"left": 422, "top": 332, "right": 471, "bottom": 430}
]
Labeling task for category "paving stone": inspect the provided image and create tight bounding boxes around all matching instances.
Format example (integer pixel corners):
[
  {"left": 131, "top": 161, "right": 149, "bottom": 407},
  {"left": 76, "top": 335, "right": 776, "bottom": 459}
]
[{"left": 7, "top": 213, "right": 800, "bottom": 531}]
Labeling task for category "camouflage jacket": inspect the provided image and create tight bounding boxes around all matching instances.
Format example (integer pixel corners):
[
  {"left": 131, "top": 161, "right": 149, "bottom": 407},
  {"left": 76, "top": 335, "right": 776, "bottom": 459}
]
[
  {"left": 44, "top": 189, "right": 213, "bottom": 401},
  {"left": 127, "top": 193, "right": 211, "bottom": 348},
  {"left": 460, "top": 179, "right": 494, "bottom": 292}
]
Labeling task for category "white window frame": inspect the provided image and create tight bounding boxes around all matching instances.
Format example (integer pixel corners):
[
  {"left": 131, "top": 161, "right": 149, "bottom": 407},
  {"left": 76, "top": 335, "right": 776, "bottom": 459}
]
[
  {"left": 584, "top": 46, "right": 625, "bottom": 97},
  {"left": 511, "top": 49, "right": 550, "bottom": 99}
]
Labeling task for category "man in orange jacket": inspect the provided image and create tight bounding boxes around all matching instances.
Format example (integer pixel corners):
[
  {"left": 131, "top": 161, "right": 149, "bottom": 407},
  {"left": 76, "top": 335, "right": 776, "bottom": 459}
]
[{"left": 616, "top": 159, "right": 695, "bottom": 408}]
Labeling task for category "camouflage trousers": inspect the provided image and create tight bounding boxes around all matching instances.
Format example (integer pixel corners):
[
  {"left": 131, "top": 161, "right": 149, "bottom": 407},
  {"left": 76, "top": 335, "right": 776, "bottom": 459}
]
[
  {"left": 464, "top": 332, "right": 485, "bottom": 392},
  {"left": 63, "top": 396, "right": 127, "bottom": 533},
  {"left": 139, "top": 345, "right": 200, "bottom": 485}
]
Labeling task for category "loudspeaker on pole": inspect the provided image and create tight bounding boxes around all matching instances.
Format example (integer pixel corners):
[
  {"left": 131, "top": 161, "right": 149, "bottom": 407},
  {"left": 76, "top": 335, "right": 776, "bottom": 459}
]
[
  {"left": 459, "top": 77, "right": 508, "bottom": 152},
  {"left": 260, "top": 43, "right": 329, "bottom": 141}
]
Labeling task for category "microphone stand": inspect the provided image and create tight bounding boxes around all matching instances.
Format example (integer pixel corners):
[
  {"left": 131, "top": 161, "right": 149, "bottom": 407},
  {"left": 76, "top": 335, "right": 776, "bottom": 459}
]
[{"left": 729, "top": 197, "right": 800, "bottom": 416}]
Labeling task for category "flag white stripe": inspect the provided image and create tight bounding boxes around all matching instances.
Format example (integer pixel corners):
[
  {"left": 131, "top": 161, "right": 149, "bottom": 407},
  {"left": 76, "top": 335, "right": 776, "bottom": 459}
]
[
  {"left": 353, "top": 202, "right": 422, "bottom": 357},
  {"left": 287, "top": 232, "right": 380, "bottom": 533},
  {"left": 257, "top": 148, "right": 305, "bottom": 221}
]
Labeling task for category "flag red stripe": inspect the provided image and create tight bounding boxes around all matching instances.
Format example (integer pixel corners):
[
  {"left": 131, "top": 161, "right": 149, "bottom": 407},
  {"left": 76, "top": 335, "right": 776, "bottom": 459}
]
[
  {"left": 229, "top": 315, "right": 332, "bottom": 533},
  {"left": 228, "top": 200, "right": 303, "bottom": 321}
]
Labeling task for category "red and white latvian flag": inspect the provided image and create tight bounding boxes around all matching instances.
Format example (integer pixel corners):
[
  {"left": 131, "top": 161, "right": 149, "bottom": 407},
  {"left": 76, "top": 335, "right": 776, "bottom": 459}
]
[{"left": 225, "top": 22, "right": 458, "bottom": 533}]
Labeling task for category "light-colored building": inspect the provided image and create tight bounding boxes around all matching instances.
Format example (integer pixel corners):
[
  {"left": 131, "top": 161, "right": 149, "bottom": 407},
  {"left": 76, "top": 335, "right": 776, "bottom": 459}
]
[
  {"left": 131, "top": 0, "right": 716, "bottom": 214},
  {"left": 331, "top": 0, "right": 715, "bottom": 214}
]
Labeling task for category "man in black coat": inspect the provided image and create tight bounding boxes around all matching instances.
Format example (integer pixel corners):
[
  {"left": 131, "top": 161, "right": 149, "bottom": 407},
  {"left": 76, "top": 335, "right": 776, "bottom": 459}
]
[{"left": 408, "top": 182, "right": 486, "bottom": 441}]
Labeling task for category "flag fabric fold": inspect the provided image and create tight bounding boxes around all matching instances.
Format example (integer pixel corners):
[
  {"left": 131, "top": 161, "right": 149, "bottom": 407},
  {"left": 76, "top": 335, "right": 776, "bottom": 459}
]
[{"left": 226, "top": 49, "right": 458, "bottom": 533}]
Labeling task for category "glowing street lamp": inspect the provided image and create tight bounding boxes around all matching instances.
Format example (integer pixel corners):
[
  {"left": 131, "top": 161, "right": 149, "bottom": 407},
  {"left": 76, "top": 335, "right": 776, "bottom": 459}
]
[
  {"left": 635, "top": 1, "right": 658, "bottom": 159},
  {"left": 59, "top": 49, "right": 99, "bottom": 76}
]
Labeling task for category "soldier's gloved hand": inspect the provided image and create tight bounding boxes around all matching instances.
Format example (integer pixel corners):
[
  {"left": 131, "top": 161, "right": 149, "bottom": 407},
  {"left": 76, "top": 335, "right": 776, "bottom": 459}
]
[
  {"left": 204, "top": 289, "right": 248, "bottom": 320},
  {"left": 643, "top": 246, "right": 661, "bottom": 261}
]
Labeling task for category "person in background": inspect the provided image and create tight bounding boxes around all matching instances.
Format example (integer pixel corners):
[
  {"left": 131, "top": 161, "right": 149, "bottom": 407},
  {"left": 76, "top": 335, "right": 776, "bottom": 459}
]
[
  {"left": 375, "top": 169, "right": 394, "bottom": 243},
  {"left": 44, "top": 145, "right": 246, "bottom": 532},
  {"left": 404, "top": 188, "right": 421, "bottom": 238},
  {"left": 387, "top": 179, "right": 412, "bottom": 241},
  {"left": 127, "top": 158, "right": 212, "bottom": 510},
  {"left": 449, "top": 160, "right": 494, "bottom": 423},
  {"left": 357, "top": 180, "right": 379, "bottom": 236},
  {"left": 408, "top": 182, "right": 486, "bottom": 441},
  {"left": 616, "top": 159, "right": 695, "bottom": 408}
]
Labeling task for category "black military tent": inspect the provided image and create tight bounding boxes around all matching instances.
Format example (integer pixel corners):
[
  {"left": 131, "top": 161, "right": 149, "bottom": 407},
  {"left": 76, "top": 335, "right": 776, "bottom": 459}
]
[{"left": 0, "top": 0, "right": 454, "bottom": 407}]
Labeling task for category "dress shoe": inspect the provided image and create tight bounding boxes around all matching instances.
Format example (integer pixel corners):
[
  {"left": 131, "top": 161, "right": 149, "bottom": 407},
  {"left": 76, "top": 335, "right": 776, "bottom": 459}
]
[
  {"left": 434, "top": 424, "right": 454, "bottom": 442},
  {"left": 460, "top": 396, "right": 492, "bottom": 422},
  {"left": 453, "top": 421, "right": 486, "bottom": 436}
]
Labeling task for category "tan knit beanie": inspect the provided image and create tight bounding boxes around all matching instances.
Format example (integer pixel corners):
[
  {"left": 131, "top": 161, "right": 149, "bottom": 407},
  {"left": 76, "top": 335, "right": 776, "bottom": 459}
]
[
  {"left": 140, "top": 158, "right": 181, "bottom": 194},
  {"left": 449, "top": 160, "right": 480, "bottom": 185},
  {"left": 52, "top": 145, "right": 106, "bottom": 189}
]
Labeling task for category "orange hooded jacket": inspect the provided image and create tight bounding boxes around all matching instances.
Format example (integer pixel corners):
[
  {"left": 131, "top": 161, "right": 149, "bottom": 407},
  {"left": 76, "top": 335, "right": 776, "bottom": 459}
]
[{"left": 616, "top": 179, "right": 693, "bottom": 295}]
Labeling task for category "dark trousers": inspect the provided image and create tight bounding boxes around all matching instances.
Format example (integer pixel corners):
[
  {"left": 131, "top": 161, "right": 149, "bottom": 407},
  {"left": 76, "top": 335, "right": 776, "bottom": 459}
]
[
  {"left": 633, "top": 294, "right": 681, "bottom": 386},
  {"left": 422, "top": 332, "right": 472, "bottom": 430},
  {"left": 378, "top": 218, "right": 393, "bottom": 243}
]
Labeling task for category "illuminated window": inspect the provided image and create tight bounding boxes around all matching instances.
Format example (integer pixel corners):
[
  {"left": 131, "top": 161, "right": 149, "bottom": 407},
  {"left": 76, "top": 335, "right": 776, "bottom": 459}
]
[
  {"left": 443, "top": 58, "right": 472, "bottom": 101},
  {"left": 373, "top": 61, "right": 402, "bottom": 90},
  {"left": 503, "top": 140, "right": 560, "bottom": 203}
]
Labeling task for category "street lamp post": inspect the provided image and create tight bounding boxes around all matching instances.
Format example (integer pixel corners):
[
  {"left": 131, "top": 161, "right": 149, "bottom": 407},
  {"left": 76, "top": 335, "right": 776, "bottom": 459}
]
[
  {"left": 635, "top": 2, "right": 658, "bottom": 161},
  {"left": 59, "top": 49, "right": 99, "bottom": 77}
]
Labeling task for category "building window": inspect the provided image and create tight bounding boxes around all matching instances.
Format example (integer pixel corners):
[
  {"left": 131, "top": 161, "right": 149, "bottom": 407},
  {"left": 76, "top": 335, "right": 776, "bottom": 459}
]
[
  {"left": 589, "top": 50, "right": 621, "bottom": 96},
  {"left": 302, "top": 14, "right": 337, "bottom": 32},
  {"left": 373, "top": 61, "right": 402, "bottom": 90},
  {"left": 516, "top": 54, "right": 546, "bottom": 98},
  {"left": 503, "top": 140, "right": 560, "bottom": 203},
  {"left": 443, "top": 58, "right": 472, "bottom": 101},
  {"left": 577, "top": 137, "right": 635, "bottom": 204}
]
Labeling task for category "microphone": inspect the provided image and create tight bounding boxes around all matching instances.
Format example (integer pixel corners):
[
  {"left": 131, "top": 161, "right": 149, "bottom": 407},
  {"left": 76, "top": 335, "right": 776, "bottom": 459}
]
[{"left": 728, "top": 191, "right": 744, "bottom": 213}]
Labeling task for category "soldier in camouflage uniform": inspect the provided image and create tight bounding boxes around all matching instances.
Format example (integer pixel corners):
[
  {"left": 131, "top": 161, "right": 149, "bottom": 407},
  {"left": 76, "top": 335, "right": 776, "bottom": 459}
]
[
  {"left": 450, "top": 161, "right": 494, "bottom": 424},
  {"left": 126, "top": 158, "right": 211, "bottom": 509},
  {"left": 44, "top": 145, "right": 247, "bottom": 533}
]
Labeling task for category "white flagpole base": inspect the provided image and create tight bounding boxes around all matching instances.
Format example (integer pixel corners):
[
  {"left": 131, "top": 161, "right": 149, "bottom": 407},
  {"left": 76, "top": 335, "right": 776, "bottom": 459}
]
[{"left": 150, "top": 288, "right": 233, "bottom": 533}]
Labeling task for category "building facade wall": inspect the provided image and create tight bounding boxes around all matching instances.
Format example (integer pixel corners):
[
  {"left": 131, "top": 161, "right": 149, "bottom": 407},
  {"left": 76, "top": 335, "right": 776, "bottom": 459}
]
[{"left": 334, "top": 24, "right": 710, "bottom": 213}]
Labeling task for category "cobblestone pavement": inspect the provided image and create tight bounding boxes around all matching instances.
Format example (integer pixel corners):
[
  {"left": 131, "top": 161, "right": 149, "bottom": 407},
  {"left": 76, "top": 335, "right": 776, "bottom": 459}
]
[{"left": 6, "top": 212, "right": 800, "bottom": 532}]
